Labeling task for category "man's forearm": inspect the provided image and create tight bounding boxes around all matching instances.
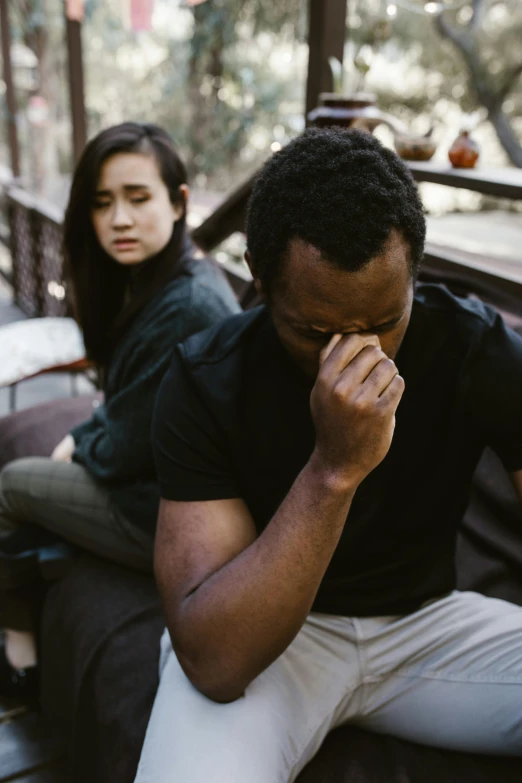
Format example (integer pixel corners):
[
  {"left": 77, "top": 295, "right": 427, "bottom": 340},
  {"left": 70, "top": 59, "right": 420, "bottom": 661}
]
[{"left": 168, "top": 455, "right": 358, "bottom": 702}]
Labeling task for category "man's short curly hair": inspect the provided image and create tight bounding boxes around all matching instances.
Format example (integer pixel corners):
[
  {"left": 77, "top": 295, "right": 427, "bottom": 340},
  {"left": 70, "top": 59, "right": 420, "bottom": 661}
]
[{"left": 246, "top": 127, "right": 426, "bottom": 293}]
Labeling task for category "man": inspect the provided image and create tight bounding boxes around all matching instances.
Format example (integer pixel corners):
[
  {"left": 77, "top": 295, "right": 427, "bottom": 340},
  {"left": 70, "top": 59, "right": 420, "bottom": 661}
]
[{"left": 136, "top": 129, "right": 522, "bottom": 783}]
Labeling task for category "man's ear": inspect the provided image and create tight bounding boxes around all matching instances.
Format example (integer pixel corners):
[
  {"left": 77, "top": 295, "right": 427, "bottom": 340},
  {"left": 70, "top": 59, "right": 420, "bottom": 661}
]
[{"left": 244, "top": 250, "right": 264, "bottom": 298}]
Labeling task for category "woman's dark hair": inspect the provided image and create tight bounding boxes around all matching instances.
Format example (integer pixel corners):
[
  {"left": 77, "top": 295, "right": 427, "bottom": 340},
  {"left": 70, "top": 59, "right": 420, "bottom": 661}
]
[
  {"left": 63, "top": 122, "right": 188, "bottom": 365},
  {"left": 246, "top": 127, "right": 426, "bottom": 294}
]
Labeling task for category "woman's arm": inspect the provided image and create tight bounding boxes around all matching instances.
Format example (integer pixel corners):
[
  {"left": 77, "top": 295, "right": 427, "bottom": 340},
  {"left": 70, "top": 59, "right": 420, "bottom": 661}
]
[{"left": 72, "top": 283, "right": 239, "bottom": 483}]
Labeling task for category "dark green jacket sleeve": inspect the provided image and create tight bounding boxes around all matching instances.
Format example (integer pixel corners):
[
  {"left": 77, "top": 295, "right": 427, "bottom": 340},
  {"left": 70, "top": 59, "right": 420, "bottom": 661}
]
[{"left": 71, "top": 278, "right": 239, "bottom": 483}]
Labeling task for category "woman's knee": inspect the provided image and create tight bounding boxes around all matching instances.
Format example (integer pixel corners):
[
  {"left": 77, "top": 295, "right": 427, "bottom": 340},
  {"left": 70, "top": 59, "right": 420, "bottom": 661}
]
[
  {"left": 0, "top": 460, "right": 31, "bottom": 531},
  {"left": 1, "top": 458, "right": 38, "bottom": 496},
  {"left": 0, "top": 458, "right": 51, "bottom": 517}
]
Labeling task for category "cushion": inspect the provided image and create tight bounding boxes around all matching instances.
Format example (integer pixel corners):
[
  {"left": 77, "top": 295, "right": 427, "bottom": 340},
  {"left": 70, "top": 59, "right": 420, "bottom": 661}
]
[
  {"left": 0, "top": 394, "right": 99, "bottom": 467},
  {"left": 0, "top": 318, "right": 85, "bottom": 388}
]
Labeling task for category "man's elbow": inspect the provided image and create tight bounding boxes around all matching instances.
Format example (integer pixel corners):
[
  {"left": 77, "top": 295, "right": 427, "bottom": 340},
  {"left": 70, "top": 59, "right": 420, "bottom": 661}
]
[
  {"left": 176, "top": 648, "right": 249, "bottom": 704},
  {"left": 196, "top": 678, "right": 246, "bottom": 704}
]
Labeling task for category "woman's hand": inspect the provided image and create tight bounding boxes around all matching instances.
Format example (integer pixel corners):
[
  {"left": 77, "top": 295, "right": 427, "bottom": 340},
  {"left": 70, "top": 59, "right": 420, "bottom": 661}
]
[{"left": 51, "top": 434, "right": 75, "bottom": 463}]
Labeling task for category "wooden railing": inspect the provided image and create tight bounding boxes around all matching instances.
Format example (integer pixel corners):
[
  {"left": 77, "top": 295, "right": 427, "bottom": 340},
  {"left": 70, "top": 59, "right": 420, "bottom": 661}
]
[
  {"left": 4, "top": 185, "right": 67, "bottom": 317},
  {"left": 193, "top": 161, "right": 522, "bottom": 319},
  {"left": 0, "top": 182, "right": 253, "bottom": 318},
  {"left": 2, "top": 161, "right": 522, "bottom": 319},
  {"left": 0, "top": 164, "right": 14, "bottom": 284},
  {"left": 193, "top": 161, "right": 522, "bottom": 250}
]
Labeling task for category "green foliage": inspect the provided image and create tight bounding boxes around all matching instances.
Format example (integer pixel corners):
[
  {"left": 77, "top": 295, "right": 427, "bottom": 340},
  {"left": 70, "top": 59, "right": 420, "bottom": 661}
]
[
  {"left": 9, "top": 0, "right": 520, "bottom": 193},
  {"left": 79, "top": 0, "right": 306, "bottom": 190},
  {"left": 349, "top": 0, "right": 522, "bottom": 158}
]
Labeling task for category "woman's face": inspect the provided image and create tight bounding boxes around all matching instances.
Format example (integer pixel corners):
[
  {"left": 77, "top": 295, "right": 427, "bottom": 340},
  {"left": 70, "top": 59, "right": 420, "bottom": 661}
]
[{"left": 91, "top": 152, "right": 186, "bottom": 265}]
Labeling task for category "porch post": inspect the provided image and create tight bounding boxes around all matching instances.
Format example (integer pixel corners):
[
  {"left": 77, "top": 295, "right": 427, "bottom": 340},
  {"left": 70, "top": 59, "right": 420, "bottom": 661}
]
[
  {"left": 64, "top": 2, "right": 87, "bottom": 163},
  {"left": 305, "top": 0, "right": 348, "bottom": 121},
  {"left": 0, "top": 0, "right": 21, "bottom": 176}
]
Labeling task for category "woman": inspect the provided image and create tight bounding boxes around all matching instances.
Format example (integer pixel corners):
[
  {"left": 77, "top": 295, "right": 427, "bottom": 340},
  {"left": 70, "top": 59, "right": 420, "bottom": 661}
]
[{"left": 0, "top": 122, "right": 240, "bottom": 700}]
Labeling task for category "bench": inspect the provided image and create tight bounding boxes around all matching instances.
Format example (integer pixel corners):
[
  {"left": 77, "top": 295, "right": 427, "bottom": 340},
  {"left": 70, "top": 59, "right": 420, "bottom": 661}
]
[{"left": 1, "top": 273, "right": 522, "bottom": 782}]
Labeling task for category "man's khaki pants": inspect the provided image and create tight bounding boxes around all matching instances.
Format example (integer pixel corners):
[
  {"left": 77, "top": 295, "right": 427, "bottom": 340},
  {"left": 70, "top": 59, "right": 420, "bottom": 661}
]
[{"left": 135, "top": 590, "right": 522, "bottom": 783}]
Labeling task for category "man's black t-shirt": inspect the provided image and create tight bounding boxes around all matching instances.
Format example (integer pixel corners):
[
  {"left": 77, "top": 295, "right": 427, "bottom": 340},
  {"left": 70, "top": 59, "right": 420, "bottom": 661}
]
[{"left": 152, "top": 284, "right": 522, "bottom": 616}]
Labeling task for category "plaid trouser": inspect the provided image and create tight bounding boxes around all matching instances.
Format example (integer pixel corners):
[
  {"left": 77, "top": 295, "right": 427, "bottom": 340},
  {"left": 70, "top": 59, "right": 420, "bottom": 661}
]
[{"left": 0, "top": 457, "right": 153, "bottom": 572}]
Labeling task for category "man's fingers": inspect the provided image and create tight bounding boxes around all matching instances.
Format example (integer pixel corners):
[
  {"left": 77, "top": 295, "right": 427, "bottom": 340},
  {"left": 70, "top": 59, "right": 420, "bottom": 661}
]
[
  {"left": 319, "top": 333, "right": 343, "bottom": 366},
  {"left": 319, "top": 333, "right": 381, "bottom": 375},
  {"left": 336, "top": 346, "right": 393, "bottom": 390},
  {"left": 355, "top": 356, "right": 399, "bottom": 398},
  {"left": 379, "top": 373, "right": 405, "bottom": 409}
]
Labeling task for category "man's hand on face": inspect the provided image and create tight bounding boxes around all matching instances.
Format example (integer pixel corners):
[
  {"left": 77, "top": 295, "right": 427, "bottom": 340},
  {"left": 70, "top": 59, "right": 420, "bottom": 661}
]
[{"left": 310, "top": 333, "right": 405, "bottom": 489}]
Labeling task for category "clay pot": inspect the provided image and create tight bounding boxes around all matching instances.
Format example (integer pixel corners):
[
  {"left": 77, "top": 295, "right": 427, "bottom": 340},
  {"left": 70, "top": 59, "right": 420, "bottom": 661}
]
[
  {"left": 307, "top": 93, "right": 383, "bottom": 133},
  {"left": 448, "top": 130, "right": 479, "bottom": 168},
  {"left": 394, "top": 133, "right": 437, "bottom": 162}
]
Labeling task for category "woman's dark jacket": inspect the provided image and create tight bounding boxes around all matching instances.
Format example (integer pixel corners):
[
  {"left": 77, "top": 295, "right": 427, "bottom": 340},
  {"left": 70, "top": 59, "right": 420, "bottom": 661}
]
[{"left": 70, "top": 252, "right": 240, "bottom": 534}]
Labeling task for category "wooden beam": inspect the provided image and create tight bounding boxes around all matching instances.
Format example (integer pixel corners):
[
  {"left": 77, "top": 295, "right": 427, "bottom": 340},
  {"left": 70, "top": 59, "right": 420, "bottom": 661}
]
[
  {"left": 0, "top": 0, "right": 20, "bottom": 176},
  {"left": 305, "top": 0, "right": 348, "bottom": 121},
  {"left": 408, "top": 161, "right": 522, "bottom": 201},
  {"left": 422, "top": 241, "right": 522, "bottom": 318},
  {"left": 0, "top": 709, "right": 64, "bottom": 782},
  {"left": 64, "top": 9, "right": 86, "bottom": 163},
  {"left": 191, "top": 175, "right": 254, "bottom": 251}
]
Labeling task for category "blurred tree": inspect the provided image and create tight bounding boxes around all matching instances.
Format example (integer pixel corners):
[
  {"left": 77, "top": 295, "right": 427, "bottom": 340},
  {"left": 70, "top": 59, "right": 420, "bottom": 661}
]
[
  {"left": 83, "top": 0, "right": 307, "bottom": 190},
  {"left": 7, "top": 0, "right": 522, "bottom": 200},
  {"left": 10, "top": 0, "right": 70, "bottom": 193},
  {"left": 179, "top": 0, "right": 305, "bottom": 185},
  {"left": 435, "top": 0, "right": 522, "bottom": 166},
  {"left": 348, "top": 0, "right": 522, "bottom": 166}
]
